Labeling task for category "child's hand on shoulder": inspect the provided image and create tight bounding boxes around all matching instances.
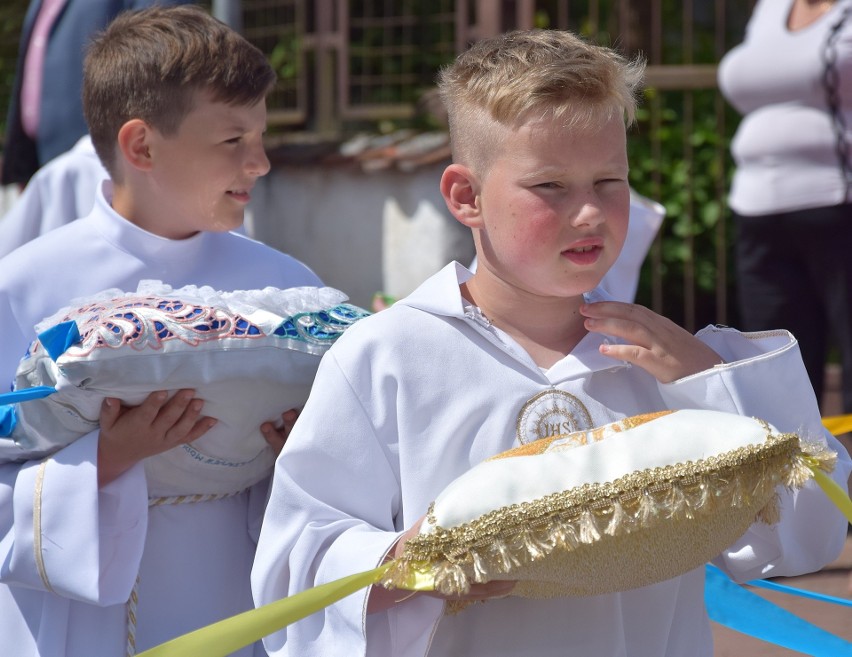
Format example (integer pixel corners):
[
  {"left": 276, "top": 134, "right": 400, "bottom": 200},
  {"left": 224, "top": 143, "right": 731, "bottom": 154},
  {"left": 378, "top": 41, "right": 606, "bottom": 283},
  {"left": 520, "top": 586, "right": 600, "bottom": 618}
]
[
  {"left": 97, "top": 389, "right": 217, "bottom": 487},
  {"left": 580, "top": 301, "right": 722, "bottom": 383}
]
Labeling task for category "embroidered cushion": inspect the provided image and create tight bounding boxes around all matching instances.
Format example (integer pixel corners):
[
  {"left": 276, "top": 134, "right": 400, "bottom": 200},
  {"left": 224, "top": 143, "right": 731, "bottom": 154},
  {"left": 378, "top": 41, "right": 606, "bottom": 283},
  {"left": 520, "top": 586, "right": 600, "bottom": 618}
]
[
  {"left": 382, "top": 409, "right": 834, "bottom": 599},
  {"left": 1, "top": 280, "right": 370, "bottom": 496}
]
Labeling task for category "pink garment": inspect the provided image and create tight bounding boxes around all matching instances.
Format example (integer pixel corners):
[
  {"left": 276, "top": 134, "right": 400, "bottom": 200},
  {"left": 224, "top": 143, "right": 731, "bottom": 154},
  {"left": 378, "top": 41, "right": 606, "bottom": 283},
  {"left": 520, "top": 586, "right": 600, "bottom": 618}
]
[{"left": 20, "top": 0, "right": 68, "bottom": 138}]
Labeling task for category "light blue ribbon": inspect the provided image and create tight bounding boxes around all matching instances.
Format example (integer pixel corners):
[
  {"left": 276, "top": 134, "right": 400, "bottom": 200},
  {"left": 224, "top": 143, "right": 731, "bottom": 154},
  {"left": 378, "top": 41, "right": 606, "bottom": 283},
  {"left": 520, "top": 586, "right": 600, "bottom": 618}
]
[
  {"left": 0, "top": 386, "right": 57, "bottom": 437},
  {"left": 37, "top": 320, "right": 81, "bottom": 361},
  {"left": 705, "top": 564, "right": 852, "bottom": 656}
]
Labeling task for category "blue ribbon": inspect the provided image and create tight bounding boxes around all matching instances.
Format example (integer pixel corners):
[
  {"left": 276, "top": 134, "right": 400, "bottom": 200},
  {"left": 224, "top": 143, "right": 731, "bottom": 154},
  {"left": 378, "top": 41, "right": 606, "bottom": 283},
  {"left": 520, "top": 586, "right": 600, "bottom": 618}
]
[
  {"left": 0, "top": 386, "right": 57, "bottom": 405},
  {"left": 37, "top": 320, "right": 81, "bottom": 361},
  {"left": 746, "top": 576, "right": 852, "bottom": 608},
  {"left": 0, "top": 387, "right": 57, "bottom": 437},
  {"left": 705, "top": 564, "right": 852, "bottom": 656},
  {"left": 0, "top": 405, "right": 16, "bottom": 437}
]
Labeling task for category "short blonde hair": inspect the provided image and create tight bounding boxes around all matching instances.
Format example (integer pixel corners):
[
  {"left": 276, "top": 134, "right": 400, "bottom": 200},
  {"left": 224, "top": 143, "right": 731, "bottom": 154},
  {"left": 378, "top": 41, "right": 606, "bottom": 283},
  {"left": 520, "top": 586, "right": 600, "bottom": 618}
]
[{"left": 438, "top": 29, "right": 645, "bottom": 174}]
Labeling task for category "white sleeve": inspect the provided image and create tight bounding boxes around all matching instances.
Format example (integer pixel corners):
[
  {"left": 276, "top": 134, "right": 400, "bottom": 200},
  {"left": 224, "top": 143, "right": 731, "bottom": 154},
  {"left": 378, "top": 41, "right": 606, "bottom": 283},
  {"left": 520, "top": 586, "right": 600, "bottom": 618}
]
[
  {"left": 252, "top": 351, "right": 442, "bottom": 657},
  {"left": 660, "top": 326, "right": 852, "bottom": 581},
  {"left": 0, "top": 430, "right": 149, "bottom": 604}
]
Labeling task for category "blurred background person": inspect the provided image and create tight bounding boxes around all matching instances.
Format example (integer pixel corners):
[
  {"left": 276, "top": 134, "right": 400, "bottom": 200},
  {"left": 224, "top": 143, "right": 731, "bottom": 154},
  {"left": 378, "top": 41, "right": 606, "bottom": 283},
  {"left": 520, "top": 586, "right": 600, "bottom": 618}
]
[
  {"left": 0, "top": 133, "right": 105, "bottom": 258},
  {"left": 1, "top": 0, "right": 192, "bottom": 188},
  {"left": 718, "top": 0, "right": 852, "bottom": 412}
]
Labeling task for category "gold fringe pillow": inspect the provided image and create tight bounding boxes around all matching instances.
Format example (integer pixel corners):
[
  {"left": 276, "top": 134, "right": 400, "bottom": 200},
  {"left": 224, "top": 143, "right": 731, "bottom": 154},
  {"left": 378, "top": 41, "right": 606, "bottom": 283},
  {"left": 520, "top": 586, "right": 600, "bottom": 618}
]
[
  {"left": 383, "top": 409, "right": 835, "bottom": 599},
  {"left": 1, "top": 280, "right": 370, "bottom": 497}
]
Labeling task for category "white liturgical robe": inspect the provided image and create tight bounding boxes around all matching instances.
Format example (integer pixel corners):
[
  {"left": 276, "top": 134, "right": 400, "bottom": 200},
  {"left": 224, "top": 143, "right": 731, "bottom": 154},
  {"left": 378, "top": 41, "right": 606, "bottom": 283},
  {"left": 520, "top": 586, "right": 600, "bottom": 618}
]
[
  {"left": 252, "top": 261, "right": 851, "bottom": 657},
  {"left": 0, "top": 181, "right": 322, "bottom": 656}
]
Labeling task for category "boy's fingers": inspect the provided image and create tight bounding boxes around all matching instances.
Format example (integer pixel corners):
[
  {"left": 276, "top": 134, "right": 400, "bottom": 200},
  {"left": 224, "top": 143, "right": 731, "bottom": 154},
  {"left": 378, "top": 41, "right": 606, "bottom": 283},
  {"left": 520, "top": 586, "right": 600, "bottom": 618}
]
[
  {"left": 282, "top": 408, "right": 299, "bottom": 425},
  {"left": 99, "top": 397, "right": 121, "bottom": 430},
  {"left": 150, "top": 389, "right": 197, "bottom": 432},
  {"left": 162, "top": 397, "right": 208, "bottom": 443},
  {"left": 181, "top": 416, "right": 218, "bottom": 444},
  {"left": 261, "top": 423, "right": 287, "bottom": 453},
  {"left": 132, "top": 390, "right": 171, "bottom": 424}
]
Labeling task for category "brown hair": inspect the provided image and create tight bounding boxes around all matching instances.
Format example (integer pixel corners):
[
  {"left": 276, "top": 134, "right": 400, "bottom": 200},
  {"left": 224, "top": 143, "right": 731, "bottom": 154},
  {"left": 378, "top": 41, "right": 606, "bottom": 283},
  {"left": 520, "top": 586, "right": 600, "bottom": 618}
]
[
  {"left": 438, "top": 29, "right": 645, "bottom": 174},
  {"left": 82, "top": 5, "right": 276, "bottom": 176}
]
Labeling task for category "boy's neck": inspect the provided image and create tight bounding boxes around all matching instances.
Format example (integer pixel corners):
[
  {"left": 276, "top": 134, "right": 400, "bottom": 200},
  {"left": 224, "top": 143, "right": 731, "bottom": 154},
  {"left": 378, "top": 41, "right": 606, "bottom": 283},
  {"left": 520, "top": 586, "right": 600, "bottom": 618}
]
[
  {"left": 461, "top": 277, "right": 588, "bottom": 369},
  {"left": 110, "top": 181, "right": 200, "bottom": 240}
]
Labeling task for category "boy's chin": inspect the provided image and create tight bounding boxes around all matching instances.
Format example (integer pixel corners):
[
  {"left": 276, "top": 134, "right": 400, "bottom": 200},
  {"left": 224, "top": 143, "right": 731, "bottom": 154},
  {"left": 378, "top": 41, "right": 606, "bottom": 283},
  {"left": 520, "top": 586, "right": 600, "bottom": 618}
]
[{"left": 210, "top": 214, "right": 245, "bottom": 233}]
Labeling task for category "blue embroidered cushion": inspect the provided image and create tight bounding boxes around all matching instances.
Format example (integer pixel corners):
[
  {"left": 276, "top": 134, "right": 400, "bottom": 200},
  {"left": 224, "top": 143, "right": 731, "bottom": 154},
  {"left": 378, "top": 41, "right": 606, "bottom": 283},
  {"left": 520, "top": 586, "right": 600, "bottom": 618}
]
[{"left": 1, "top": 280, "right": 370, "bottom": 496}]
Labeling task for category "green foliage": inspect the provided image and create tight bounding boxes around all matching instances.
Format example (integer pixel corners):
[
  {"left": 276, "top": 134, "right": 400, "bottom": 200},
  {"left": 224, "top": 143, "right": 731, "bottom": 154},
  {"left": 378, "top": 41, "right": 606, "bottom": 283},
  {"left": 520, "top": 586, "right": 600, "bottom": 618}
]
[
  {"left": 627, "top": 86, "right": 741, "bottom": 327},
  {"left": 269, "top": 36, "right": 300, "bottom": 80}
]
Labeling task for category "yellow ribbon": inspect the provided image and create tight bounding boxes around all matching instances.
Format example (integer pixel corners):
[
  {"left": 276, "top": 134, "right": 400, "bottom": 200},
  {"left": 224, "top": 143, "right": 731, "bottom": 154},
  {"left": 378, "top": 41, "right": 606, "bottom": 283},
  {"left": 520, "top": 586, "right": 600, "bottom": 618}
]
[
  {"left": 818, "top": 415, "right": 852, "bottom": 523},
  {"left": 134, "top": 561, "right": 435, "bottom": 657},
  {"left": 821, "top": 414, "right": 852, "bottom": 436},
  {"left": 808, "top": 466, "right": 852, "bottom": 525},
  {"left": 136, "top": 416, "right": 852, "bottom": 657},
  {"left": 136, "top": 563, "right": 383, "bottom": 657}
]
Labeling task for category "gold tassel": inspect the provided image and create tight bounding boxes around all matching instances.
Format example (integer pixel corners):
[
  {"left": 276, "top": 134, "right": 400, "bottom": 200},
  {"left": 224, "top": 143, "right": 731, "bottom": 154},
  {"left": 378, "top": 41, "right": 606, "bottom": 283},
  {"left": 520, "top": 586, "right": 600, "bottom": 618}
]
[
  {"left": 578, "top": 509, "right": 601, "bottom": 544},
  {"left": 786, "top": 456, "right": 816, "bottom": 489},
  {"left": 518, "top": 525, "right": 550, "bottom": 560},
  {"left": 531, "top": 521, "right": 558, "bottom": 551},
  {"left": 755, "top": 491, "right": 781, "bottom": 525},
  {"left": 552, "top": 516, "right": 581, "bottom": 549},
  {"left": 470, "top": 549, "right": 490, "bottom": 583},
  {"left": 666, "top": 482, "right": 687, "bottom": 519},
  {"left": 637, "top": 490, "right": 656, "bottom": 525},
  {"left": 679, "top": 477, "right": 706, "bottom": 515},
  {"left": 445, "top": 599, "right": 474, "bottom": 615},
  {"left": 433, "top": 561, "right": 470, "bottom": 596},
  {"left": 488, "top": 539, "right": 519, "bottom": 572},
  {"left": 730, "top": 470, "right": 745, "bottom": 508},
  {"left": 605, "top": 500, "right": 628, "bottom": 536}
]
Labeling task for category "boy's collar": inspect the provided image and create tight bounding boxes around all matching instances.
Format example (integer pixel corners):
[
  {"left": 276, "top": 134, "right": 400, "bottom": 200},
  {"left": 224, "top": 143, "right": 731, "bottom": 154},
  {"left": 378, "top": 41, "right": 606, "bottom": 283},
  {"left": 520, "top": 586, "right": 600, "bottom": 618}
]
[
  {"left": 397, "top": 260, "right": 618, "bottom": 318},
  {"left": 397, "top": 261, "right": 630, "bottom": 376}
]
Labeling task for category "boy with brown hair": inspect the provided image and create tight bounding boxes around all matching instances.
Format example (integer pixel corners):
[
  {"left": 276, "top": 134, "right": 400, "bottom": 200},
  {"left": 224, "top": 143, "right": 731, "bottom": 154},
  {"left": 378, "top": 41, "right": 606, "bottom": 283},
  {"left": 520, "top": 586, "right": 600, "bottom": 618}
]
[
  {"left": 0, "top": 5, "right": 321, "bottom": 655},
  {"left": 252, "top": 29, "right": 851, "bottom": 657}
]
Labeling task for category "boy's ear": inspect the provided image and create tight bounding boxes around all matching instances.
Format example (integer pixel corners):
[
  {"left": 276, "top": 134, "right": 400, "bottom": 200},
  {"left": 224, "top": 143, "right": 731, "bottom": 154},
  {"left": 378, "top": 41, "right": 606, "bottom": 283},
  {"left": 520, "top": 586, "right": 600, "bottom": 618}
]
[
  {"left": 117, "top": 119, "right": 154, "bottom": 172},
  {"left": 440, "top": 163, "right": 482, "bottom": 228}
]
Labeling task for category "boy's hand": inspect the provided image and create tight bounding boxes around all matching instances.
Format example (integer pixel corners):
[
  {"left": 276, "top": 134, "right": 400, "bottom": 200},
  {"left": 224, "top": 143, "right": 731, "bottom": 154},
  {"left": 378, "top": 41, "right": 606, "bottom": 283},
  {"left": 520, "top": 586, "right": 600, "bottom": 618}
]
[
  {"left": 367, "top": 516, "right": 517, "bottom": 614},
  {"left": 580, "top": 301, "right": 722, "bottom": 383},
  {"left": 97, "top": 389, "right": 217, "bottom": 487},
  {"left": 260, "top": 408, "right": 300, "bottom": 456}
]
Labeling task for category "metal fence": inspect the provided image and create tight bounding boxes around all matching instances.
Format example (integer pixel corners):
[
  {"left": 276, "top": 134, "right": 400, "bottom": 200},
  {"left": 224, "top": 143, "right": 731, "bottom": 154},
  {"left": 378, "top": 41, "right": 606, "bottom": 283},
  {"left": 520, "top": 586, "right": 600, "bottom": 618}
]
[
  {"left": 238, "top": 0, "right": 754, "bottom": 331},
  {"left": 0, "top": 0, "right": 753, "bottom": 331}
]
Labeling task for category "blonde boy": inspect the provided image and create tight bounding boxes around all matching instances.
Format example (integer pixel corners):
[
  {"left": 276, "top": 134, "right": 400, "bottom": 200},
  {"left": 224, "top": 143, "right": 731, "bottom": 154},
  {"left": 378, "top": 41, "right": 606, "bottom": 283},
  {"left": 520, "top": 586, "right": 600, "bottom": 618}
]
[
  {"left": 0, "top": 6, "right": 321, "bottom": 655},
  {"left": 252, "top": 30, "right": 850, "bottom": 657}
]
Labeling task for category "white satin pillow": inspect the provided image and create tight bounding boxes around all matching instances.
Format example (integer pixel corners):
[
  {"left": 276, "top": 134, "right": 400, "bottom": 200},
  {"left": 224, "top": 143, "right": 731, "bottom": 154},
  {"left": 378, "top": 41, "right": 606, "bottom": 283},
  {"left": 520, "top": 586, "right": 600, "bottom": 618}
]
[
  {"left": 2, "top": 280, "right": 370, "bottom": 496},
  {"left": 382, "top": 409, "right": 834, "bottom": 600}
]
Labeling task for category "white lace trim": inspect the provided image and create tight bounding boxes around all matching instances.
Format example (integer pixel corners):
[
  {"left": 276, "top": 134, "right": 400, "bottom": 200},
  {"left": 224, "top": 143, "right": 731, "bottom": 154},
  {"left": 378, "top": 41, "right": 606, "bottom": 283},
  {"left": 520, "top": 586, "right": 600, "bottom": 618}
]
[{"left": 36, "top": 280, "right": 349, "bottom": 333}]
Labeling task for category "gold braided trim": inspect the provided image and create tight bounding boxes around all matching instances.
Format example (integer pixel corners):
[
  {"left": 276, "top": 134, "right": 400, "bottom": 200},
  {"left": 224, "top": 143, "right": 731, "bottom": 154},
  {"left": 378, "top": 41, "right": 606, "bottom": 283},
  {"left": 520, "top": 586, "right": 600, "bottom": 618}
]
[
  {"left": 119, "top": 487, "right": 248, "bottom": 654},
  {"left": 33, "top": 460, "right": 56, "bottom": 593},
  {"left": 381, "top": 432, "right": 836, "bottom": 601},
  {"left": 147, "top": 488, "right": 247, "bottom": 507}
]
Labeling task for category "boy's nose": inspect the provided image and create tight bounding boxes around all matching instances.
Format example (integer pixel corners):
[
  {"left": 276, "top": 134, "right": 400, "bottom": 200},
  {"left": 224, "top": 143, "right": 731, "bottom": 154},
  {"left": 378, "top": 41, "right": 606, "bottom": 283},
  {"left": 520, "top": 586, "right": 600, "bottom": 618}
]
[
  {"left": 571, "top": 201, "right": 606, "bottom": 228},
  {"left": 247, "top": 144, "right": 271, "bottom": 177}
]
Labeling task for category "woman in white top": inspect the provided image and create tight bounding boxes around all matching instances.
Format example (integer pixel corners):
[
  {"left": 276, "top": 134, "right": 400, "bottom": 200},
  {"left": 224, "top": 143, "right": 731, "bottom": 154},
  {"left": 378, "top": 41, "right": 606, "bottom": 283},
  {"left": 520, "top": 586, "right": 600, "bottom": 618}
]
[{"left": 718, "top": 0, "right": 852, "bottom": 410}]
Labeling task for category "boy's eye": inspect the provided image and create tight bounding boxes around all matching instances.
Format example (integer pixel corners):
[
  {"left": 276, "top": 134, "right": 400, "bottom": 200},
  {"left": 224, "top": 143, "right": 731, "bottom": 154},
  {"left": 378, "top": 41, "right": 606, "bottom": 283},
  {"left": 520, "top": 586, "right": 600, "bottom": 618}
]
[{"left": 224, "top": 136, "right": 243, "bottom": 145}]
